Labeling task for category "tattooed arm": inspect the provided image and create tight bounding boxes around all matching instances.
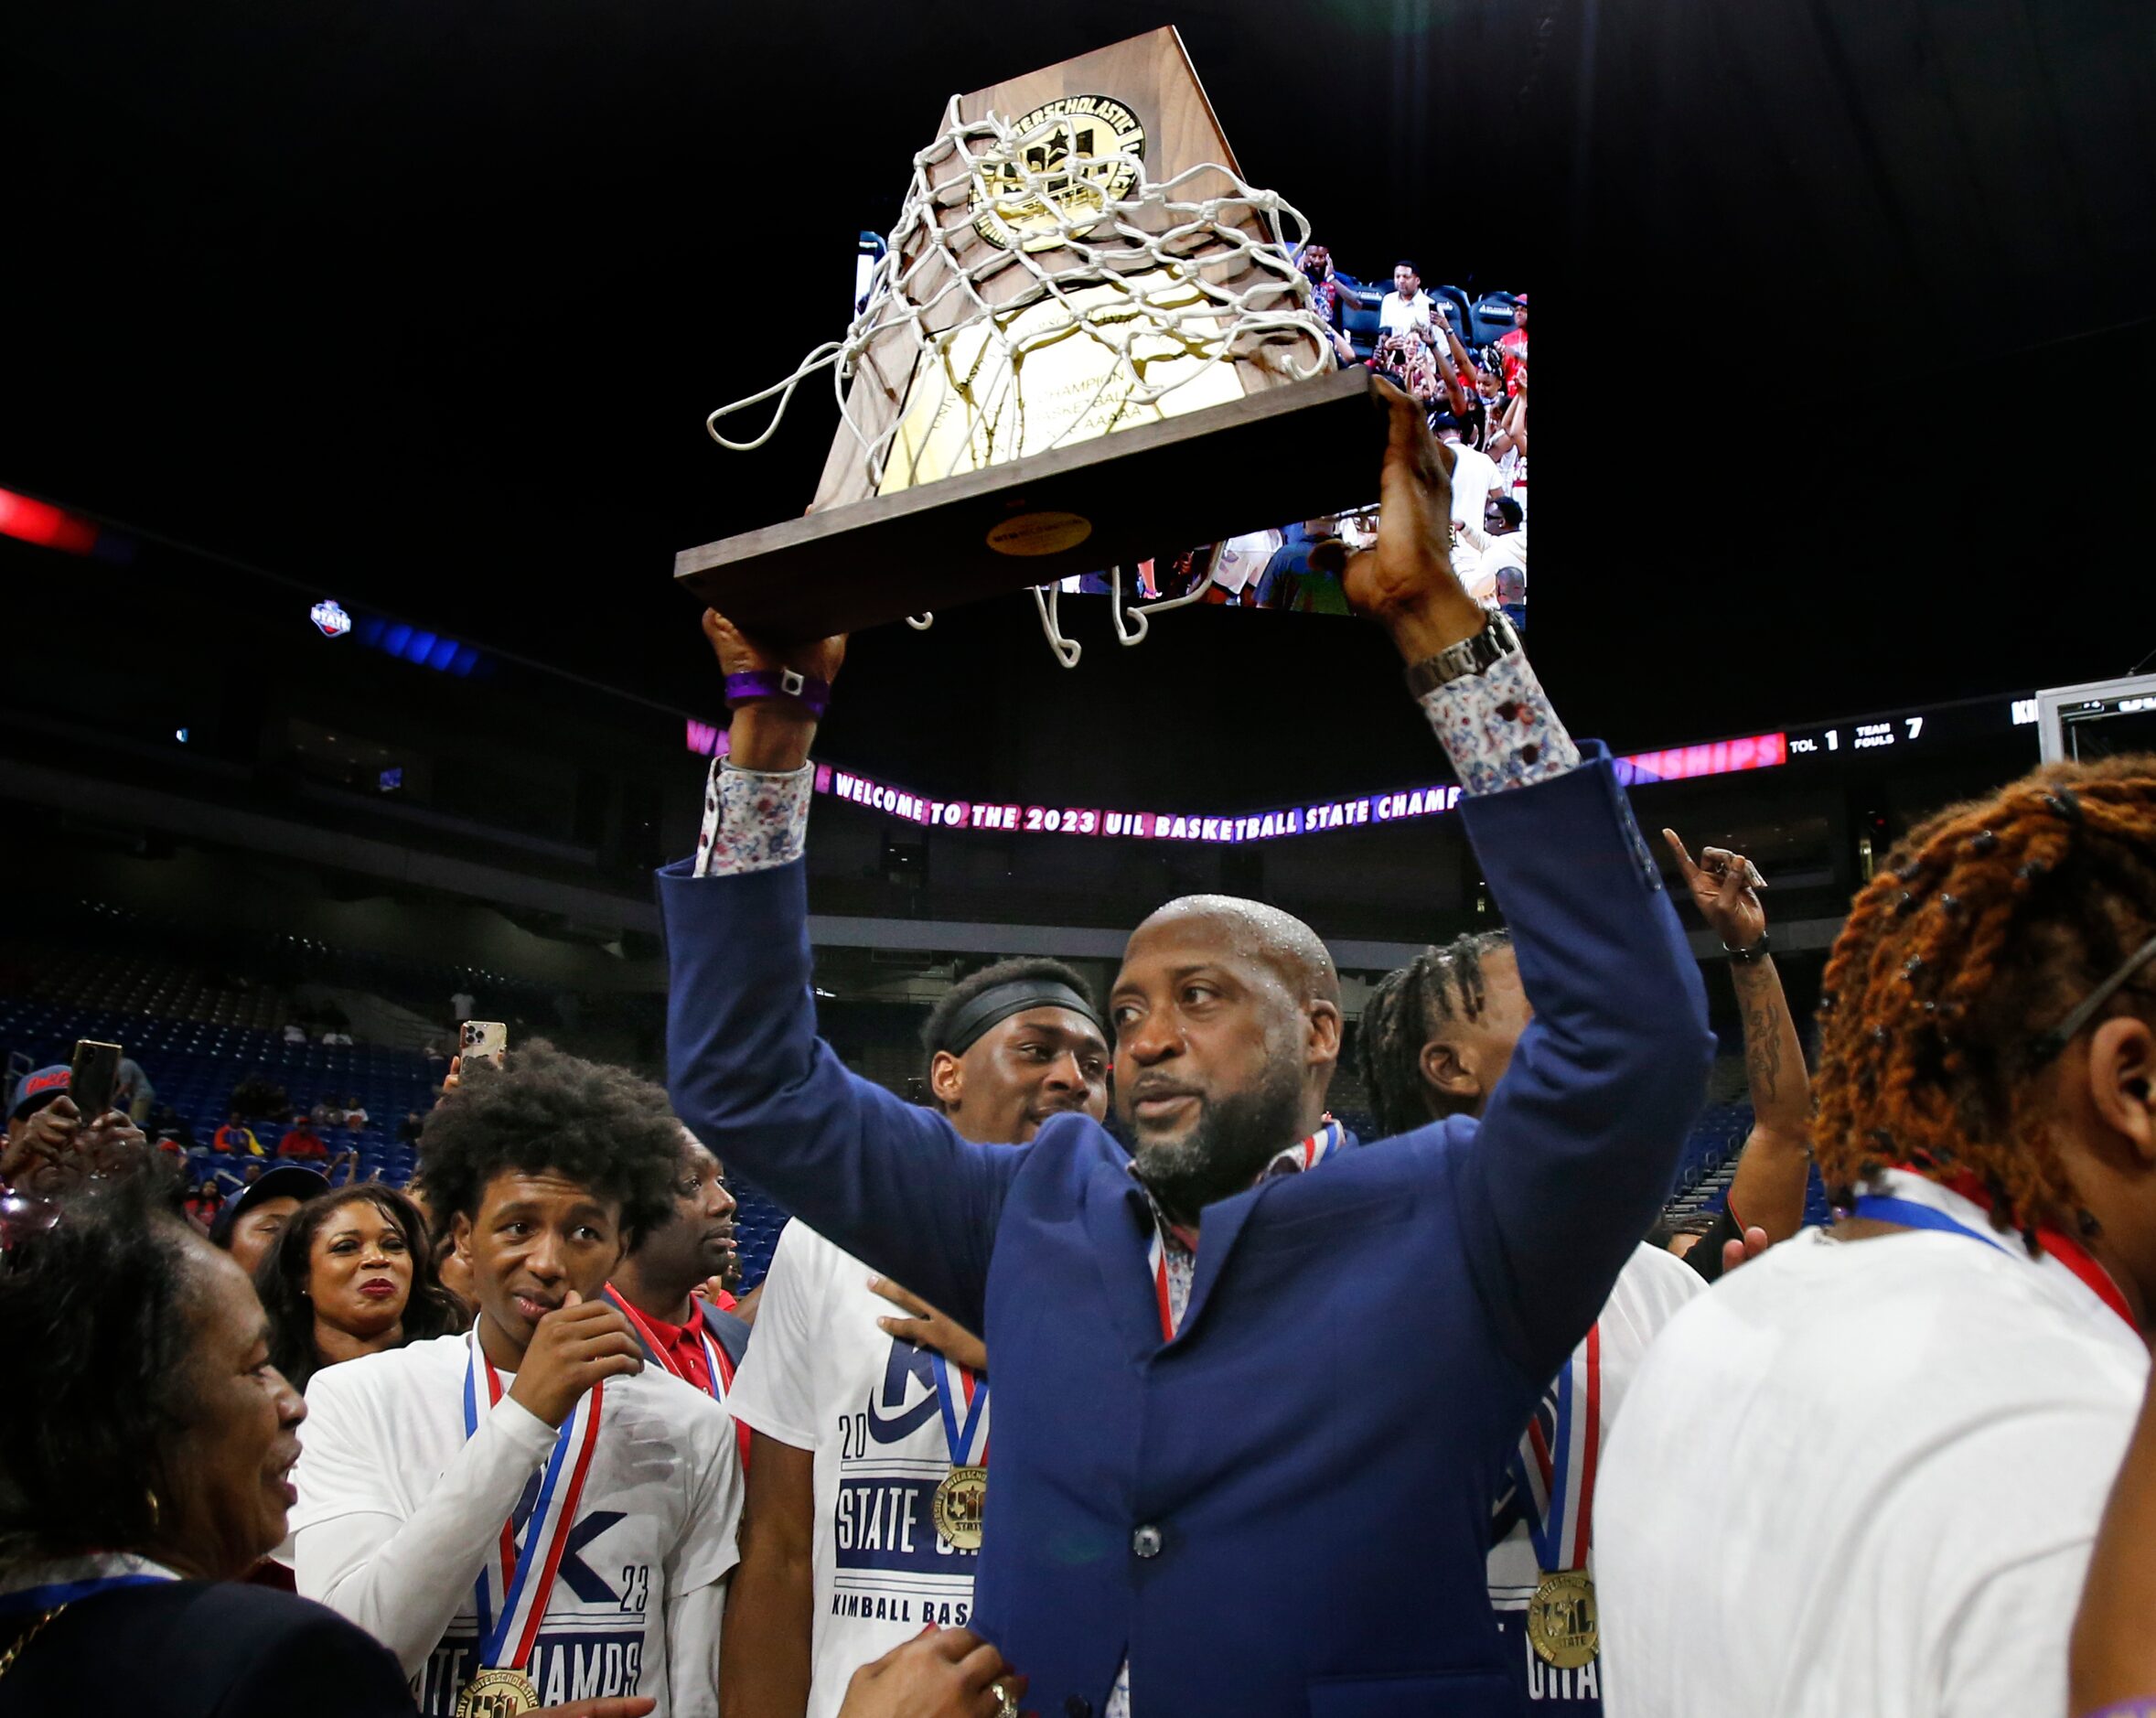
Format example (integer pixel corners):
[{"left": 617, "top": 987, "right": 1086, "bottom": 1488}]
[{"left": 1664, "top": 831, "right": 1813, "bottom": 1243}]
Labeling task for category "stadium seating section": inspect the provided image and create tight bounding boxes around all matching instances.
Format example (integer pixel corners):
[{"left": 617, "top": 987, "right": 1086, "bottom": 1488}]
[
  {"left": 1667, "top": 1098, "right": 1835, "bottom": 1229},
  {"left": 0, "top": 968, "right": 796, "bottom": 1283}
]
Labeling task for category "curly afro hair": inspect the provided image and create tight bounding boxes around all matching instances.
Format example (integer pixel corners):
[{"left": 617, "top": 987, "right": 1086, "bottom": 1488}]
[
  {"left": 413, "top": 1040, "right": 681, "bottom": 1251},
  {"left": 0, "top": 1174, "right": 211, "bottom": 1574}
]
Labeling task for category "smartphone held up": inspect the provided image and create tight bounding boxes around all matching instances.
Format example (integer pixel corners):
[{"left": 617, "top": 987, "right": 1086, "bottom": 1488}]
[
  {"left": 70, "top": 1039, "right": 123, "bottom": 1123},
  {"left": 458, "top": 1020, "right": 509, "bottom": 1070}
]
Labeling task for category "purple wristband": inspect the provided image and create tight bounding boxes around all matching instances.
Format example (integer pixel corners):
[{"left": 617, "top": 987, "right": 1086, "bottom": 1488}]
[{"left": 724, "top": 669, "right": 831, "bottom": 719}]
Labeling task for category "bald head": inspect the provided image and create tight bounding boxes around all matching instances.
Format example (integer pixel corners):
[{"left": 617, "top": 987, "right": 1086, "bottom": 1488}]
[
  {"left": 1110, "top": 897, "right": 1345, "bottom": 1219},
  {"left": 1131, "top": 895, "right": 1340, "bottom": 1010}
]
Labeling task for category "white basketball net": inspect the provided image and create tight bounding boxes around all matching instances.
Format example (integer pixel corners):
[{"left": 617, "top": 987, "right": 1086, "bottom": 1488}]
[{"left": 704, "top": 93, "right": 1338, "bottom": 667}]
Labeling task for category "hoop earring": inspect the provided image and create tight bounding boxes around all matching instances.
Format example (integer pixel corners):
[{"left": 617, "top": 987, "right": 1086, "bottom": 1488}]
[{"left": 144, "top": 1487, "right": 161, "bottom": 1532}]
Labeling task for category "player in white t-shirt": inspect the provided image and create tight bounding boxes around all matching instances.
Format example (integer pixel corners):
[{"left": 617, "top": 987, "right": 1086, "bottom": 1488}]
[
  {"left": 721, "top": 958, "right": 1110, "bottom": 1718},
  {"left": 1598, "top": 759, "right": 2156, "bottom": 1718},
  {"left": 1486, "top": 1244, "right": 1701, "bottom": 1707},
  {"left": 293, "top": 1043, "right": 744, "bottom": 1718},
  {"left": 1432, "top": 413, "right": 1504, "bottom": 532},
  {"left": 1358, "top": 831, "right": 1813, "bottom": 1713},
  {"left": 1378, "top": 260, "right": 1437, "bottom": 343}
]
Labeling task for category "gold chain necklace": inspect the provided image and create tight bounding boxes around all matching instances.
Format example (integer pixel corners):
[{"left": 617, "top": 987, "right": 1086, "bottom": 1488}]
[{"left": 0, "top": 1602, "right": 69, "bottom": 1679}]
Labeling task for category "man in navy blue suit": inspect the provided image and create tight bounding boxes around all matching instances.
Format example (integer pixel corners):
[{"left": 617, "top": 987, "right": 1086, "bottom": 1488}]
[{"left": 661, "top": 382, "right": 1713, "bottom": 1718}]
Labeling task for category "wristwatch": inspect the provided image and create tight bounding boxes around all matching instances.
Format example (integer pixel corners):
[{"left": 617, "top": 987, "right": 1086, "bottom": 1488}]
[
  {"left": 1724, "top": 932, "right": 1771, "bottom": 963},
  {"left": 1403, "top": 609, "right": 1519, "bottom": 700}
]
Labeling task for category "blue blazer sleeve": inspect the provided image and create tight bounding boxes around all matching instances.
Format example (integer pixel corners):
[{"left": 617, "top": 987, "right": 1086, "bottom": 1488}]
[
  {"left": 1449, "top": 747, "right": 1714, "bottom": 1387},
  {"left": 659, "top": 854, "right": 1019, "bottom": 1334}
]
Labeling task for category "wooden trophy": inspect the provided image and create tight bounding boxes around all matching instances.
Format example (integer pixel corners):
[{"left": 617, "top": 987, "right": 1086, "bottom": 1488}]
[{"left": 678, "top": 27, "right": 1384, "bottom": 640}]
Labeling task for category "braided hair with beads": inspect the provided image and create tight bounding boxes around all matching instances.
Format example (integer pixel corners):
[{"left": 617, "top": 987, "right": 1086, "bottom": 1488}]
[
  {"left": 1813, "top": 754, "right": 2156, "bottom": 1246},
  {"left": 1357, "top": 930, "right": 1516, "bottom": 1138}
]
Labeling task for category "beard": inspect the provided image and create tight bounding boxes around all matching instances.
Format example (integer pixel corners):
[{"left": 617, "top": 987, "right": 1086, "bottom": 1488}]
[{"left": 1130, "top": 1057, "right": 1307, "bottom": 1223}]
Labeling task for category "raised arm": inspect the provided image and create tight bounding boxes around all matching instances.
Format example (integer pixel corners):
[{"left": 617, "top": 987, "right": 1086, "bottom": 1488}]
[
  {"left": 1345, "top": 381, "right": 1712, "bottom": 1386},
  {"left": 658, "top": 620, "right": 1018, "bottom": 1331},
  {"left": 1429, "top": 320, "right": 1473, "bottom": 419},
  {"left": 1663, "top": 830, "right": 1813, "bottom": 1261},
  {"left": 1496, "top": 382, "right": 1527, "bottom": 456},
  {"left": 1432, "top": 310, "right": 1475, "bottom": 417}
]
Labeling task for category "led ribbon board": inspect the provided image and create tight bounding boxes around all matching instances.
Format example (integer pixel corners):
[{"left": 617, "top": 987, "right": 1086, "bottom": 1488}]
[{"left": 684, "top": 725, "right": 1789, "bottom": 845}]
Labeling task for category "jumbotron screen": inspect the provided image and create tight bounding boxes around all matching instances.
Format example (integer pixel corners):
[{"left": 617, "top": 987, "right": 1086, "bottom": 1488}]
[
  {"left": 848, "top": 233, "right": 1529, "bottom": 628},
  {"left": 1053, "top": 253, "right": 1529, "bottom": 627}
]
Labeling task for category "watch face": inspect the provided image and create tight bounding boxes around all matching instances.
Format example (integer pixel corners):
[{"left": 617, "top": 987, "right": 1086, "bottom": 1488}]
[{"left": 1405, "top": 612, "right": 1514, "bottom": 699}]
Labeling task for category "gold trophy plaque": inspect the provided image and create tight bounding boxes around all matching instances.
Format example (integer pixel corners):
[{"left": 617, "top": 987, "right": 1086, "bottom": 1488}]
[{"left": 680, "top": 27, "right": 1384, "bottom": 641}]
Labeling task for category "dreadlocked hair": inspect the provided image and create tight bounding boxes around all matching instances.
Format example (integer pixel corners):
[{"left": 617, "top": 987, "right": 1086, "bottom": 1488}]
[
  {"left": 1814, "top": 753, "right": 2156, "bottom": 1245},
  {"left": 1357, "top": 929, "right": 1516, "bottom": 1137}
]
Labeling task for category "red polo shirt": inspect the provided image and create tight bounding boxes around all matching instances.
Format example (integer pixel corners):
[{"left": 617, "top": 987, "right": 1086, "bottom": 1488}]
[{"left": 606, "top": 1286, "right": 751, "bottom": 1469}]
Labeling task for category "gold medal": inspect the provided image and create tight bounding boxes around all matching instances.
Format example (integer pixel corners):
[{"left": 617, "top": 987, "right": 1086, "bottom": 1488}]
[
  {"left": 453, "top": 1668, "right": 542, "bottom": 1718},
  {"left": 1526, "top": 1570, "right": 1598, "bottom": 1670},
  {"left": 931, "top": 1463, "right": 989, "bottom": 1551}
]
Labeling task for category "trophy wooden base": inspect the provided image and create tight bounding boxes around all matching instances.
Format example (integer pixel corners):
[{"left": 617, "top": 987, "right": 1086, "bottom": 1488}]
[{"left": 675, "top": 368, "right": 1389, "bottom": 641}]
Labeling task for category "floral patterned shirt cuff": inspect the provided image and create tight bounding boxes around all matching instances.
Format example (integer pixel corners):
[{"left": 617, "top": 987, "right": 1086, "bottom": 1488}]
[
  {"left": 693, "top": 759, "right": 813, "bottom": 877},
  {"left": 1417, "top": 644, "right": 1582, "bottom": 796}
]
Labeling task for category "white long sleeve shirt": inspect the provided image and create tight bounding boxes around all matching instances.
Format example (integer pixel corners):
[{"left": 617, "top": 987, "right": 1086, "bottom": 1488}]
[
  {"left": 1451, "top": 517, "right": 1527, "bottom": 604},
  {"left": 293, "top": 1332, "right": 744, "bottom": 1717}
]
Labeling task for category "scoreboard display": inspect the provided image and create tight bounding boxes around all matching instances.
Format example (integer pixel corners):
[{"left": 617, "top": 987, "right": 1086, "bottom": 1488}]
[{"left": 1782, "top": 693, "right": 2040, "bottom": 768}]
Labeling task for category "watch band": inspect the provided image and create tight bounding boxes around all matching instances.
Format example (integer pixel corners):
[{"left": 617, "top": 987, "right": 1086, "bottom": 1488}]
[
  {"left": 1402, "top": 609, "right": 1519, "bottom": 701},
  {"left": 724, "top": 668, "right": 831, "bottom": 719},
  {"left": 1724, "top": 931, "right": 1771, "bottom": 963}
]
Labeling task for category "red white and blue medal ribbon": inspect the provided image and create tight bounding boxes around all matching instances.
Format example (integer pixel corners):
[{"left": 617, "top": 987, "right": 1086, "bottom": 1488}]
[
  {"left": 603, "top": 1285, "right": 728, "bottom": 1400},
  {"left": 695, "top": 1323, "right": 725, "bottom": 1394},
  {"left": 1261, "top": 1117, "right": 1347, "bottom": 1177},
  {"left": 1517, "top": 1324, "right": 1602, "bottom": 1573},
  {"left": 1143, "top": 1119, "right": 1347, "bottom": 1342},
  {"left": 1145, "top": 1223, "right": 1193, "bottom": 1340},
  {"left": 929, "top": 1352, "right": 990, "bottom": 1468},
  {"left": 1855, "top": 1168, "right": 2135, "bottom": 1330},
  {"left": 461, "top": 1331, "right": 606, "bottom": 1672}
]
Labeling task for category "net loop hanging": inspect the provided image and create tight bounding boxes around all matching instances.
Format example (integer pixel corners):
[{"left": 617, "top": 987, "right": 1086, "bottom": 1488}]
[{"left": 704, "top": 93, "right": 1336, "bottom": 660}]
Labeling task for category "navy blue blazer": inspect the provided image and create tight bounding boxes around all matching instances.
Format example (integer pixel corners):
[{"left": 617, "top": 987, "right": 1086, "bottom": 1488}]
[
  {"left": 662, "top": 753, "right": 1711, "bottom": 1718},
  {"left": 0, "top": 1581, "right": 413, "bottom": 1716}
]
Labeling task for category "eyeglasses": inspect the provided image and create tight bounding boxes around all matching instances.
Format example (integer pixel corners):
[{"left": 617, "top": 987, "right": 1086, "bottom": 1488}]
[{"left": 2029, "top": 932, "right": 2156, "bottom": 1066}]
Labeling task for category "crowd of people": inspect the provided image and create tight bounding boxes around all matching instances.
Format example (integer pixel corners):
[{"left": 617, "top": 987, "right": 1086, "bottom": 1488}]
[{"left": 3, "top": 387, "right": 2152, "bottom": 1718}]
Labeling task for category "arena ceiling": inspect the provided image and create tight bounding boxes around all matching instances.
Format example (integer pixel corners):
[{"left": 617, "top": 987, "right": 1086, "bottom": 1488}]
[{"left": 6, "top": 0, "right": 2152, "bottom": 767}]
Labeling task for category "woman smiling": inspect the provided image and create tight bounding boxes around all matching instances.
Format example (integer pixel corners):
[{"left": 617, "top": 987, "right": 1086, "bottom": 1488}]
[
  {"left": 257, "top": 1186, "right": 464, "bottom": 1394},
  {"left": 0, "top": 1178, "right": 655, "bottom": 1718},
  {"left": 0, "top": 1177, "right": 413, "bottom": 1713}
]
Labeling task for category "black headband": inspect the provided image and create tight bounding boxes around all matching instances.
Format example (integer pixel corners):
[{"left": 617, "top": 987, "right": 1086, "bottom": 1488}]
[{"left": 938, "top": 981, "right": 1101, "bottom": 1059}]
